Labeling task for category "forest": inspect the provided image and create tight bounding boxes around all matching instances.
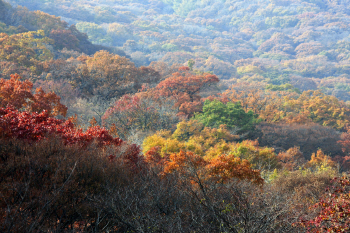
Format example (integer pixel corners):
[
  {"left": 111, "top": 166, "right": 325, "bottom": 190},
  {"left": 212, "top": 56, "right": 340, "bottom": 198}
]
[{"left": 2, "top": 0, "right": 350, "bottom": 232}]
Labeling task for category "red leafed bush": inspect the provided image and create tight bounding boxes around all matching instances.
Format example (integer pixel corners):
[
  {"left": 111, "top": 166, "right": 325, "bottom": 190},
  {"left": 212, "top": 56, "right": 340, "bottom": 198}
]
[
  {"left": 0, "top": 105, "right": 122, "bottom": 147},
  {"left": 0, "top": 107, "right": 146, "bottom": 232},
  {"left": 298, "top": 176, "right": 350, "bottom": 232}
]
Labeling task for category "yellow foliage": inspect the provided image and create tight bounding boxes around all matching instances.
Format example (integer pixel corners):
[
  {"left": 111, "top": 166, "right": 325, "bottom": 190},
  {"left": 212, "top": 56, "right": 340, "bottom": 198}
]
[
  {"left": 283, "top": 90, "right": 350, "bottom": 129},
  {"left": 143, "top": 121, "right": 278, "bottom": 171},
  {"left": 204, "top": 142, "right": 231, "bottom": 160},
  {"left": 142, "top": 134, "right": 167, "bottom": 154},
  {"left": 237, "top": 65, "right": 263, "bottom": 75},
  {"left": 142, "top": 131, "right": 183, "bottom": 156},
  {"left": 172, "top": 119, "right": 204, "bottom": 141},
  {"left": 227, "top": 140, "right": 278, "bottom": 171},
  {"left": 306, "top": 149, "right": 337, "bottom": 171}
]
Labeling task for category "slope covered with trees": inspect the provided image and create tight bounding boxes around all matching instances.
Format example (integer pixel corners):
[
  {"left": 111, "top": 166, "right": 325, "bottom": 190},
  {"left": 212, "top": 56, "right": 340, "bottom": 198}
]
[
  {"left": 6, "top": 0, "right": 350, "bottom": 101},
  {"left": 3, "top": 0, "right": 350, "bottom": 232}
]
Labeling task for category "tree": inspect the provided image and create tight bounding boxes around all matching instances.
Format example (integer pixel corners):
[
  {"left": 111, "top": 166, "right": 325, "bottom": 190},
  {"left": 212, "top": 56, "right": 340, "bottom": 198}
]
[
  {"left": 0, "top": 74, "right": 67, "bottom": 117},
  {"left": 0, "top": 30, "right": 53, "bottom": 72},
  {"left": 102, "top": 94, "right": 179, "bottom": 140},
  {"left": 194, "top": 99, "right": 259, "bottom": 135},
  {"left": 258, "top": 122, "right": 344, "bottom": 160},
  {"left": 222, "top": 82, "right": 288, "bottom": 123},
  {"left": 72, "top": 51, "right": 160, "bottom": 100},
  {"left": 163, "top": 150, "right": 264, "bottom": 185},
  {"left": 49, "top": 29, "right": 80, "bottom": 50},
  {"left": 283, "top": 90, "right": 350, "bottom": 130},
  {"left": 187, "top": 59, "right": 195, "bottom": 70},
  {"left": 153, "top": 68, "right": 219, "bottom": 117},
  {"left": 277, "top": 147, "right": 306, "bottom": 171},
  {"left": 339, "top": 126, "right": 350, "bottom": 155},
  {"left": 142, "top": 120, "right": 240, "bottom": 157},
  {"left": 143, "top": 120, "right": 278, "bottom": 171},
  {"left": 0, "top": 109, "right": 144, "bottom": 232},
  {"left": 305, "top": 149, "right": 337, "bottom": 172},
  {"left": 0, "top": 105, "right": 121, "bottom": 147}
]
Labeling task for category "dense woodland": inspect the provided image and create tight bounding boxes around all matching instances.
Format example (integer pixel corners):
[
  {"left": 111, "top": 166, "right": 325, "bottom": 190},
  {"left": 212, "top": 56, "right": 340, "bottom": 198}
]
[{"left": 2, "top": 0, "right": 350, "bottom": 232}]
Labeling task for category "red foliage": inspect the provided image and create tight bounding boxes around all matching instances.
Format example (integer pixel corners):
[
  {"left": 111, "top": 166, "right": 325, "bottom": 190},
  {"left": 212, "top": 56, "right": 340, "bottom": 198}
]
[
  {"left": 156, "top": 72, "right": 219, "bottom": 100},
  {"left": 121, "top": 143, "right": 145, "bottom": 172},
  {"left": 0, "top": 73, "right": 33, "bottom": 109},
  {"left": 298, "top": 176, "right": 350, "bottom": 232},
  {"left": 0, "top": 74, "right": 67, "bottom": 116},
  {"left": 153, "top": 70, "right": 219, "bottom": 117},
  {"left": 178, "top": 66, "right": 190, "bottom": 71},
  {"left": 0, "top": 106, "right": 122, "bottom": 147},
  {"left": 144, "top": 146, "right": 167, "bottom": 166},
  {"left": 0, "top": 105, "right": 150, "bottom": 175}
]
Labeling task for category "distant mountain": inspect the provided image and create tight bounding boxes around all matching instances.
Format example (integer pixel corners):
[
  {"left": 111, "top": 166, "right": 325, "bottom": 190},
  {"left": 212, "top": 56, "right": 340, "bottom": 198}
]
[
  {"left": 4, "top": 0, "right": 350, "bottom": 100},
  {"left": 0, "top": 0, "right": 126, "bottom": 57}
]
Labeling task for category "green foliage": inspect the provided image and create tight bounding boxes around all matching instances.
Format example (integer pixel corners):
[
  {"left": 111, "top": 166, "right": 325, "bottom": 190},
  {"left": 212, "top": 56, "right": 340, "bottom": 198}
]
[
  {"left": 161, "top": 43, "right": 178, "bottom": 52},
  {"left": 0, "top": 23, "right": 18, "bottom": 35},
  {"left": 161, "top": 0, "right": 200, "bottom": 16},
  {"left": 265, "top": 83, "right": 301, "bottom": 93},
  {"left": 265, "top": 16, "right": 299, "bottom": 28},
  {"left": 76, "top": 22, "right": 112, "bottom": 46},
  {"left": 187, "top": 59, "right": 195, "bottom": 70},
  {"left": 193, "top": 100, "right": 259, "bottom": 134}
]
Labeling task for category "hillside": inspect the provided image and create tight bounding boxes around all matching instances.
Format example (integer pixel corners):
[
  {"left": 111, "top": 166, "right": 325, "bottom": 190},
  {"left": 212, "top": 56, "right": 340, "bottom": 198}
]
[
  {"left": 2, "top": 1, "right": 350, "bottom": 231},
  {"left": 5, "top": 0, "right": 350, "bottom": 101}
]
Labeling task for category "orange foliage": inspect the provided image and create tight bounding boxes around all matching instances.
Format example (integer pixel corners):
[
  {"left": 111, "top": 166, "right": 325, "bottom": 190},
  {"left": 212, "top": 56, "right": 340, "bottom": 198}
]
[
  {"left": 162, "top": 150, "right": 263, "bottom": 185},
  {"left": 222, "top": 82, "right": 287, "bottom": 122},
  {"left": 306, "top": 149, "right": 337, "bottom": 170},
  {"left": 0, "top": 74, "right": 67, "bottom": 116},
  {"left": 277, "top": 147, "right": 306, "bottom": 171},
  {"left": 164, "top": 150, "right": 207, "bottom": 175},
  {"left": 206, "top": 153, "right": 264, "bottom": 185},
  {"left": 0, "top": 73, "right": 33, "bottom": 109}
]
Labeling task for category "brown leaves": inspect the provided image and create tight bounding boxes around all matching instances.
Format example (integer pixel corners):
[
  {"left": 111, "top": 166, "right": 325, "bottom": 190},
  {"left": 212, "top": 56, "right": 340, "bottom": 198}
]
[
  {"left": 72, "top": 50, "right": 161, "bottom": 100},
  {"left": 277, "top": 147, "right": 306, "bottom": 171}
]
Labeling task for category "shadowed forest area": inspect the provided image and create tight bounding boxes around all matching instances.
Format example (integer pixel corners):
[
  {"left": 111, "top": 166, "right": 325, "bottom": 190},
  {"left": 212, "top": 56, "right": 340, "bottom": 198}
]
[{"left": 2, "top": 0, "right": 350, "bottom": 232}]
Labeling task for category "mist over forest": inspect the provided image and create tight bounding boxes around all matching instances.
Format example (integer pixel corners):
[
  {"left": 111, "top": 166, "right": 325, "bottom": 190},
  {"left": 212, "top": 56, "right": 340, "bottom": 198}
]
[
  {"left": 2, "top": 0, "right": 350, "bottom": 232},
  {"left": 7, "top": 0, "right": 350, "bottom": 98}
]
